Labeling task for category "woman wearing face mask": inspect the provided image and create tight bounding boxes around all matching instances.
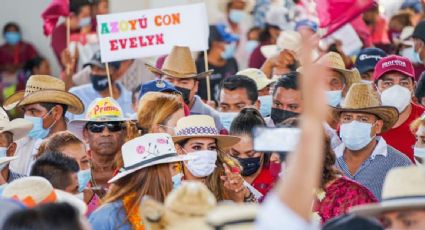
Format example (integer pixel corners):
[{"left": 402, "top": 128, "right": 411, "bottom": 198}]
[
  {"left": 409, "top": 114, "right": 425, "bottom": 164},
  {"left": 89, "top": 133, "right": 192, "bottom": 230},
  {"left": 0, "top": 22, "right": 38, "bottom": 85},
  {"left": 36, "top": 131, "right": 99, "bottom": 215},
  {"left": 137, "top": 92, "right": 185, "bottom": 136},
  {"left": 172, "top": 115, "right": 256, "bottom": 202},
  {"left": 229, "top": 108, "right": 280, "bottom": 201}
]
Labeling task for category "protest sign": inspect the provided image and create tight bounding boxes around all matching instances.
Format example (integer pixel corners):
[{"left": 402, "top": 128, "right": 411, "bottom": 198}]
[{"left": 96, "top": 3, "right": 209, "bottom": 63}]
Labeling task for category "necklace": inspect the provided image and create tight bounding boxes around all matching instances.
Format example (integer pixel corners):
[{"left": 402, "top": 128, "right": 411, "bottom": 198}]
[{"left": 123, "top": 192, "right": 144, "bottom": 230}]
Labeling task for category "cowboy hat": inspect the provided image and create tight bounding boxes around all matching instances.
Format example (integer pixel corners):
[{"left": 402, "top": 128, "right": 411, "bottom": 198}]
[
  {"left": 109, "top": 133, "right": 194, "bottom": 183},
  {"left": 172, "top": 115, "right": 241, "bottom": 150},
  {"left": 68, "top": 97, "right": 130, "bottom": 139},
  {"left": 3, "top": 75, "right": 84, "bottom": 114},
  {"left": 145, "top": 46, "right": 213, "bottom": 79},
  {"left": 217, "top": 0, "right": 255, "bottom": 13},
  {"left": 350, "top": 166, "right": 425, "bottom": 217},
  {"left": 2, "top": 176, "right": 87, "bottom": 215},
  {"left": 141, "top": 181, "right": 217, "bottom": 230},
  {"left": 0, "top": 107, "right": 32, "bottom": 141},
  {"left": 0, "top": 156, "right": 18, "bottom": 168},
  {"left": 333, "top": 83, "right": 399, "bottom": 133}
]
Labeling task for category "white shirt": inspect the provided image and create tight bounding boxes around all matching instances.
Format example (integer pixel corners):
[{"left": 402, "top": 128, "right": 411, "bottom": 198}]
[
  {"left": 255, "top": 193, "right": 319, "bottom": 230},
  {"left": 9, "top": 137, "right": 43, "bottom": 176}
]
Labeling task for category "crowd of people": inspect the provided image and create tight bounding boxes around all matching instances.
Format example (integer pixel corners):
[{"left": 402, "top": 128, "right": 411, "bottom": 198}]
[{"left": 2, "top": 0, "right": 425, "bottom": 229}]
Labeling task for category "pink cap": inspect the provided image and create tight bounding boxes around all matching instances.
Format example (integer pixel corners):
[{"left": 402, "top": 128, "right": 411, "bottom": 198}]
[{"left": 373, "top": 55, "right": 414, "bottom": 81}]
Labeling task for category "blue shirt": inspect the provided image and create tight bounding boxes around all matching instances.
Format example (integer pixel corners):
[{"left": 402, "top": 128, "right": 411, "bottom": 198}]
[
  {"left": 89, "top": 200, "right": 131, "bottom": 230},
  {"left": 334, "top": 138, "right": 412, "bottom": 200},
  {"left": 67, "top": 83, "right": 134, "bottom": 121}
]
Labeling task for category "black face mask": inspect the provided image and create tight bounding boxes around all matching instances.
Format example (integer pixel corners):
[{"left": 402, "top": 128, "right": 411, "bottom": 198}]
[
  {"left": 271, "top": 108, "right": 299, "bottom": 125},
  {"left": 90, "top": 74, "right": 109, "bottom": 92},
  {"left": 237, "top": 156, "right": 261, "bottom": 176},
  {"left": 175, "top": 86, "right": 191, "bottom": 105}
]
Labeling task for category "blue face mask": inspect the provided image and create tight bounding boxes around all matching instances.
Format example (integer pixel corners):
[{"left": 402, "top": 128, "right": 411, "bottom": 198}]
[
  {"left": 4, "top": 32, "right": 21, "bottom": 45},
  {"left": 229, "top": 9, "right": 245, "bottom": 24},
  {"left": 414, "top": 49, "right": 424, "bottom": 64},
  {"left": 245, "top": 40, "right": 259, "bottom": 54},
  {"left": 172, "top": 173, "right": 183, "bottom": 189},
  {"left": 0, "top": 146, "right": 9, "bottom": 170},
  {"left": 325, "top": 90, "right": 342, "bottom": 107},
  {"left": 79, "top": 17, "right": 92, "bottom": 28},
  {"left": 221, "top": 42, "right": 237, "bottom": 60},
  {"left": 340, "top": 121, "right": 375, "bottom": 151},
  {"left": 258, "top": 95, "right": 272, "bottom": 117},
  {"left": 77, "top": 169, "right": 92, "bottom": 192},
  {"left": 219, "top": 112, "right": 239, "bottom": 131},
  {"left": 25, "top": 112, "right": 55, "bottom": 139}
]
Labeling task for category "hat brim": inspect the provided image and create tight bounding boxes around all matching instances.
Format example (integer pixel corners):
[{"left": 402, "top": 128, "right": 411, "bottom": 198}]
[
  {"left": 0, "top": 119, "right": 33, "bottom": 141},
  {"left": 68, "top": 118, "right": 130, "bottom": 140},
  {"left": 350, "top": 197, "right": 425, "bottom": 217},
  {"left": 333, "top": 106, "right": 399, "bottom": 133},
  {"left": 4, "top": 90, "right": 85, "bottom": 114},
  {"left": 172, "top": 135, "right": 241, "bottom": 150},
  {"left": 0, "top": 156, "right": 18, "bottom": 165},
  {"left": 260, "top": 45, "right": 279, "bottom": 59},
  {"left": 108, "top": 154, "right": 194, "bottom": 183},
  {"left": 145, "top": 63, "right": 214, "bottom": 80},
  {"left": 375, "top": 68, "right": 415, "bottom": 81},
  {"left": 55, "top": 189, "right": 87, "bottom": 215}
]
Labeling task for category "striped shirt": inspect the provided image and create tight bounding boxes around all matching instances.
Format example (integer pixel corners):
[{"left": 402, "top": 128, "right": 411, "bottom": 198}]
[{"left": 334, "top": 138, "right": 412, "bottom": 200}]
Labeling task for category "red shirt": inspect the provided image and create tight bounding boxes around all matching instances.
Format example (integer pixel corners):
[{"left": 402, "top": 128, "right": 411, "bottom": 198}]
[
  {"left": 0, "top": 41, "right": 37, "bottom": 68},
  {"left": 381, "top": 103, "right": 425, "bottom": 162},
  {"left": 251, "top": 163, "right": 280, "bottom": 201}
]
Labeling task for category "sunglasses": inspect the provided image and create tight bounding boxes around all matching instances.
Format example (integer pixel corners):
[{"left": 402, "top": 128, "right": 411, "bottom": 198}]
[{"left": 86, "top": 122, "right": 125, "bottom": 133}]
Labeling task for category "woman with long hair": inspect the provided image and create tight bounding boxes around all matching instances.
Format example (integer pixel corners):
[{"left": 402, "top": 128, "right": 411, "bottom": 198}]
[
  {"left": 172, "top": 115, "right": 256, "bottom": 202},
  {"left": 89, "top": 133, "right": 192, "bottom": 230}
]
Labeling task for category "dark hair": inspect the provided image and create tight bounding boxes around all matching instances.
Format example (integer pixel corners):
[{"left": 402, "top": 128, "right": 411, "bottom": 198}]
[
  {"left": 321, "top": 136, "right": 342, "bottom": 189},
  {"left": 2, "top": 202, "right": 84, "bottom": 230},
  {"left": 416, "top": 72, "right": 425, "bottom": 102},
  {"left": 3, "top": 22, "right": 20, "bottom": 35},
  {"left": 0, "top": 131, "right": 14, "bottom": 145},
  {"left": 273, "top": 72, "right": 299, "bottom": 96},
  {"left": 23, "top": 57, "right": 47, "bottom": 77},
  {"left": 230, "top": 108, "right": 265, "bottom": 137},
  {"left": 30, "top": 152, "right": 79, "bottom": 190},
  {"left": 259, "top": 24, "right": 280, "bottom": 43},
  {"left": 70, "top": 0, "right": 91, "bottom": 15},
  {"left": 39, "top": 103, "right": 68, "bottom": 118},
  {"left": 219, "top": 75, "right": 258, "bottom": 103},
  {"left": 132, "top": 84, "right": 142, "bottom": 105}
]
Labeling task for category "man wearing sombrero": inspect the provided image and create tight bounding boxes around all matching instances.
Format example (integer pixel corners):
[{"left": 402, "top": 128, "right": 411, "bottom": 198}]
[
  {"left": 146, "top": 46, "right": 225, "bottom": 131},
  {"left": 2, "top": 75, "right": 84, "bottom": 177},
  {"left": 0, "top": 107, "right": 32, "bottom": 184},
  {"left": 351, "top": 165, "right": 425, "bottom": 229},
  {"left": 333, "top": 83, "right": 411, "bottom": 200}
]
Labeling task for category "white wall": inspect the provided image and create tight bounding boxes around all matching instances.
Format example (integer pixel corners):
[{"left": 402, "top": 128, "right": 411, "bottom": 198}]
[{"left": 0, "top": 0, "right": 224, "bottom": 76}]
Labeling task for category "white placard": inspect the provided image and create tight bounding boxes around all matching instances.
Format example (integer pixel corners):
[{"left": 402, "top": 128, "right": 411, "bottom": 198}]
[
  {"left": 320, "top": 24, "right": 363, "bottom": 56},
  {"left": 97, "top": 3, "right": 209, "bottom": 63}
]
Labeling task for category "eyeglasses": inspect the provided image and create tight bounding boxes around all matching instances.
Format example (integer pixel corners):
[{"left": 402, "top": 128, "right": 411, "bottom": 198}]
[{"left": 86, "top": 122, "right": 125, "bottom": 133}]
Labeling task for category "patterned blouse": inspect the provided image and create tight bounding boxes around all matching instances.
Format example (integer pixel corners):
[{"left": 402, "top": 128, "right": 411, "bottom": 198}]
[{"left": 313, "top": 176, "right": 378, "bottom": 223}]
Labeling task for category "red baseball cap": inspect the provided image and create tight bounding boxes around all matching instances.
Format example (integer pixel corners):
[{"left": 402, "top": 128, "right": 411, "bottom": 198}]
[{"left": 373, "top": 55, "right": 415, "bottom": 81}]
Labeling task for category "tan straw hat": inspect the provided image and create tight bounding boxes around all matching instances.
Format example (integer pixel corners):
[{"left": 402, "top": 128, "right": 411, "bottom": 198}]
[
  {"left": 333, "top": 83, "right": 399, "bottom": 133},
  {"left": 2, "top": 176, "right": 87, "bottom": 215},
  {"left": 145, "top": 46, "right": 213, "bottom": 79},
  {"left": 0, "top": 107, "right": 32, "bottom": 141},
  {"left": 172, "top": 115, "right": 240, "bottom": 150},
  {"left": 237, "top": 68, "right": 275, "bottom": 90},
  {"left": 351, "top": 166, "right": 425, "bottom": 217},
  {"left": 3, "top": 75, "right": 84, "bottom": 114}
]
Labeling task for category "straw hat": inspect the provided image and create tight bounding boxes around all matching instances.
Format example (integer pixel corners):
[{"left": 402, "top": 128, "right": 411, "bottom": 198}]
[
  {"left": 3, "top": 75, "right": 84, "bottom": 114},
  {"left": 317, "top": 52, "right": 361, "bottom": 91},
  {"left": 205, "top": 203, "right": 259, "bottom": 230},
  {"left": 350, "top": 166, "right": 425, "bottom": 216},
  {"left": 141, "top": 181, "right": 217, "bottom": 230},
  {"left": 2, "top": 176, "right": 87, "bottom": 215},
  {"left": 172, "top": 115, "right": 240, "bottom": 150},
  {"left": 237, "top": 68, "right": 276, "bottom": 90},
  {"left": 109, "top": 133, "right": 194, "bottom": 183},
  {"left": 217, "top": 0, "right": 255, "bottom": 13},
  {"left": 333, "top": 83, "right": 399, "bottom": 132},
  {"left": 145, "top": 46, "right": 213, "bottom": 79},
  {"left": 68, "top": 97, "right": 130, "bottom": 139},
  {"left": 0, "top": 107, "right": 32, "bottom": 141}
]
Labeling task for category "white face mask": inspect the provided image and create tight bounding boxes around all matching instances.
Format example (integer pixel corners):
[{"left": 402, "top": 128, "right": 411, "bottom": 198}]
[
  {"left": 414, "top": 147, "right": 425, "bottom": 165},
  {"left": 185, "top": 150, "right": 217, "bottom": 177},
  {"left": 325, "top": 90, "right": 342, "bottom": 107},
  {"left": 340, "top": 121, "right": 375, "bottom": 151},
  {"left": 380, "top": 85, "right": 412, "bottom": 113}
]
